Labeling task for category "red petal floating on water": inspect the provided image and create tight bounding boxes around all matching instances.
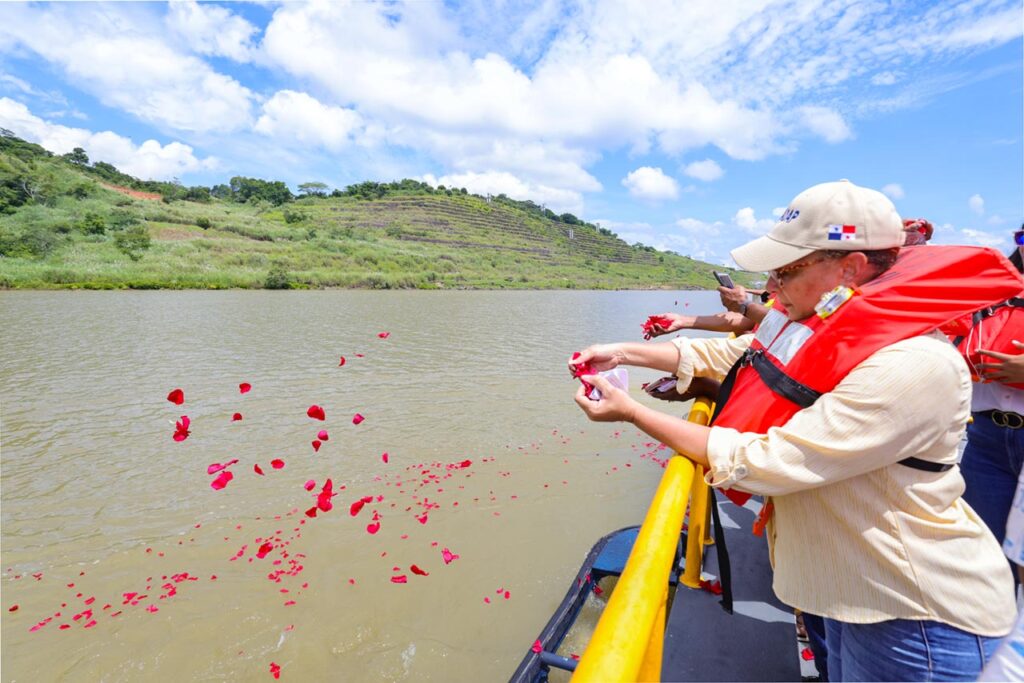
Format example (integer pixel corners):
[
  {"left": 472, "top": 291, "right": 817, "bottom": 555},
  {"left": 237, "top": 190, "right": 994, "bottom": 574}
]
[
  {"left": 239, "top": 383, "right": 251, "bottom": 394},
  {"left": 381, "top": 452, "right": 389, "bottom": 463},
  {"left": 504, "top": 591, "right": 510, "bottom": 599},
  {"left": 271, "top": 459, "right": 285, "bottom": 470},
  {"left": 352, "top": 413, "right": 364, "bottom": 425},
  {"left": 306, "top": 405, "right": 325, "bottom": 421},
  {"left": 211, "top": 471, "right": 234, "bottom": 491},
  {"left": 167, "top": 388, "right": 184, "bottom": 405},
  {"left": 207, "top": 459, "right": 239, "bottom": 475},
  {"left": 173, "top": 415, "right": 191, "bottom": 442},
  {"left": 232, "top": 413, "right": 243, "bottom": 422},
  {"left": 410, "top": 564, "right": 429, "bottom": 576},
  {"left": 270, "top": 662, "right": 281, "bottom": 679},
  {"left": 366, "top": 522, "right": 381, "bottom": 535},
  {"left": 801, "top": 647, "right": 815, "bottom": 661},
  {"left": 415, "top": 514, "right": 428, "bottom": 525},
  {"left": 305, "top": 507, "right": 318, "bottom": 518},
  {"left": 350, "top": 500, "right": 366, "bottom": 517},
  {"left": 483, "top": 597, "right": 491, "bottom": 604},
  {"left": 390, "top": 575, "right": 407, "bottom": 583},
  {"left": 254, "top": 464, "right": 264, "bottom": 476},
  {"left": 311, "top": 440, "right": 321, "bottom": 452},
  {"left": 256, "top": 542, "right": 273, "bottom": 559},
  {"left": 377, "top": 332, "right": 390, "bottom": 339},
  {"left": 304, "top": 480, "right": 316, "bottom": 491},
  {"left": 338, "top": 356, "right": 346, "bottom": 367},
  {"left": 531, "top": 640, "right": 543, "bottom": 654},
  {"left": 441, "top": 547, "right": 459, "bottom": 564},
  {"left": 146, "top": 605, "right": 159, "bottom": 613},
  {"left": 317, "top": 430, "right": 329, "bottom": 441},
  {"left": 8, "top": 605, "right": 17, "bottom": 612}
]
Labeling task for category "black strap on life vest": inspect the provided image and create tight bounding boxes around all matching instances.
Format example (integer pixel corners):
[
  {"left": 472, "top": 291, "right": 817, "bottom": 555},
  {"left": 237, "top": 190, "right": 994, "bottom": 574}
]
[{"left": 952, "top": 297, "right": 1024, "bottom": 347}]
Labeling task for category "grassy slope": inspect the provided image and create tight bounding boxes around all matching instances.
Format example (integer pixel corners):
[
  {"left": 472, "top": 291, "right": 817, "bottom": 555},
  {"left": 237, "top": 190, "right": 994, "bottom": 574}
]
[{"left": 0, "top": 145, "right": 749, "bottom": 290}]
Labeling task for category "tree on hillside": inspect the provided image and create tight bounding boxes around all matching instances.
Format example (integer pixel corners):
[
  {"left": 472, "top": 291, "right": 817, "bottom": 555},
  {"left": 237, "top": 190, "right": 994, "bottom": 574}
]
[
  {"left": 229, "top": 176, "right": 294, "bottom": 205},
  {"left": 63, "top": 147, "right": 89, "bottom": 166},
  {"left": 298, "top": 181, "right": 328, "bottom": 197}
]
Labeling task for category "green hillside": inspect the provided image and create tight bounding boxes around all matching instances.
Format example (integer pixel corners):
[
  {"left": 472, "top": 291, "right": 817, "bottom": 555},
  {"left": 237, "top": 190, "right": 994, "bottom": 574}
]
[{"left": 0, "top": 131, "right": 748, "bottom": 290}]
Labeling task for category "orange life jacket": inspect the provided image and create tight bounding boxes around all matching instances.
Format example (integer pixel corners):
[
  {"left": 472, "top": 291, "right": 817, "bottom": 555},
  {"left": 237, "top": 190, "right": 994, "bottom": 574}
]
[
  {"left": 710, "top": 246, "right": 1023, "bottom": 509},
  {"left": 947, "top": 298, "right": 1024, "bottom": 390}
]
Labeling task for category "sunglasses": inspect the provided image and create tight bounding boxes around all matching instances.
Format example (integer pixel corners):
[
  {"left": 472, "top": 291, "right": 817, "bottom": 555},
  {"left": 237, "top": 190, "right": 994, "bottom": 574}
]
[
  {"left": 768, "top": 253, "right": 842, "bottom": 286},
  {"left": 1015, "top": 230, "right": 1024, "bottom": 246}
]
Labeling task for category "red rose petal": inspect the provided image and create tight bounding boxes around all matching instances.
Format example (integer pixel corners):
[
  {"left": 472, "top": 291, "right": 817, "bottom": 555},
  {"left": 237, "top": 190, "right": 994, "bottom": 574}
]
[
  {"left": 166, "top": 388, "right": 184, "bottom": 405},
  {"left": 211, "top": 471, "right": 234, "bottom": 490},
  {"left": 441, "top": 547, "right": 459, "bottom": 564},
  {"left": 304, "top": 507, "right": 318, "bottom": 518},
  {"left": 271, "top": 459, "right": 285, "bottom": 470},
  {"left": 801, "top": 647, "right": 815, "bottom": 661},
  {"left": 8, "top": 605, "right": 18, "bottom": 612},
  {"left": 531, "top": 640, "right": 543, "bottom": 654},
  {"left": 410, "top": 564, "right": 429, "bottom": 576},
  {"left": 270, "top": 662, "right": 281, "bottom": 679},
  {"left": 390, "top": 575, "right": 407, "bottom": 583},
  {"left": 256, "top": 542, "right": 274, "bottom": 559},
  {"left": 377, "top": 332, "right": 390, "bottom": 339},
  {"left": 173, "top": 415, "right": 191, "bottom": 442},
  {"left": 415, "top": 514, "right": 428, "bottom": 525},
  {"left": 317, "top": 430, "right": 329, "bottom": 441},
  {"left": 366, "top": 522, "right": 381, "bottom": 535},
  {"left": 381, "top": 452, "right": 389, "bottom": 464},
  {"left": 350, "top": 500, "right": 366, "bottom": 517},
  {"left": 338, "top": 356, "right": 346, "bottom": 367},
  {"left": 232, "top": 413, "right": 243, "bottom": 422},
  {"left": 239, "top": 383, "right": 251, "bottom": 394},
  {"left": 311, "top": 440, "right": 321, "bottom": 452},
  {"left": 306, "top": 405, "right": 325, "bottom": 421},
  {"left": 352, "top": 413, "right": 364, "bottom": 425},
  {"left": 254, "top": 464, "right": 265, "bottom": 476},
  {"left": 304, "top": 480, "right": 316, "bottom": 491},
  {"left": 207, "top": 459, "right": 239, "bottom": 475}
]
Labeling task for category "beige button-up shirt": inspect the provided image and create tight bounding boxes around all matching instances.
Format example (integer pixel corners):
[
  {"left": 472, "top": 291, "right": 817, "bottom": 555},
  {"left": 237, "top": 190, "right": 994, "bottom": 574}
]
[{"left": 671, "top": 331, "right": 1016, "bottom": 636}]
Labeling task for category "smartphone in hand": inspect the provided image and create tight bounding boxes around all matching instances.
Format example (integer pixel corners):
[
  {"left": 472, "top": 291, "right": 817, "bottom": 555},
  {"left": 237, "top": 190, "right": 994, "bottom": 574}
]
[{"left": 713, "top": 271, "right": 735, "bottom": 288}]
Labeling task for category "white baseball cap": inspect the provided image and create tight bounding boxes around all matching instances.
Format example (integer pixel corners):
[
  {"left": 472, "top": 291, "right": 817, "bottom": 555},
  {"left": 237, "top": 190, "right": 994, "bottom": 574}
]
[{"left": 730, "top": 180, "right": 904, "bottom": 272}]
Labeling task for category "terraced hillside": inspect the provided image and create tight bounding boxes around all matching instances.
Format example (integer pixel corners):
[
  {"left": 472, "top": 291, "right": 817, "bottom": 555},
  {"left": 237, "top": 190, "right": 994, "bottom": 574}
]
[{"left": 0, "top": 133, "right": 746, "bottom": 290}]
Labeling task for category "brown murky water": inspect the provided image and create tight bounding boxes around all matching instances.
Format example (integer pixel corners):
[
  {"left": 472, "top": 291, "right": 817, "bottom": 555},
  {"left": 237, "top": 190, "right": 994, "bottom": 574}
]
[{"left": 0, "top": 290, "right": 722, "bottom": 682}]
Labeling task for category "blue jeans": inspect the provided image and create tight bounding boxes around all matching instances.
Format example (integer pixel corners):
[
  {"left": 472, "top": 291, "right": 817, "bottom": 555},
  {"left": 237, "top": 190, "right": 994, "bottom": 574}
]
[
  {"left": 961, "top": 412, "right": 1024, "bottom": 547},
  {"left": 824, "top": 618, "right": 1002, "bottom": 682}
]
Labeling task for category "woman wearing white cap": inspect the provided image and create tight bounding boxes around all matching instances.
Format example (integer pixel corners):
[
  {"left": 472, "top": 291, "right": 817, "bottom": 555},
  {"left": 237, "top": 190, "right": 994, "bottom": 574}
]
[{"left": 571, "top": 180, "right": 1020, "bottom": 681}]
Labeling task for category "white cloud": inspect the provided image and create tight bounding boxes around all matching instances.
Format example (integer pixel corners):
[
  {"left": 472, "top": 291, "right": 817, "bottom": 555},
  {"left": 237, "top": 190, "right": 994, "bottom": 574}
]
[
  {"left": 165, "top": 0, "right": 258, "bottom": 62},
  {"left": 682, "top": 159, "right": 724, "bottom": 182},
  {"left": 254, "top": 91, "right": 363, "bottom": 150},
  {"left": 622, "top": 167, "right": 679, "bottom": 201},
  {"left": 959, "top": 228, "right": 1004, "bottom": 248},
  {"left": 0, "top": 3, "right": 254, "bottom": 133},
  {"left": 871, "top": 71, "right": 901, "bottom": 86},
  {"left": 0, "top": 98, "right": 216, "bottom": 180},
  {"left": 794, "top": 106, "right": 852, "bottom": 144},
  {"left": 421, "top": 171, "right": 583, "bottom": 215},
  {"left": 987, "top": 215, "right": 1006, "bottom": 226},
  {"left": 675, "top": 217, "right": 723, "bottom": 237},
  {"left": 771, "top": 206, "right": 786, "bottom": 218},
  {"left": 733, "top": 207, "right": 776, "bottom": 235},
  {"left": 881, "top": 183, "right": 905, "bottom": 199},
  {"left": 968, "top": 193, "right": 985, "bottom": 214}
]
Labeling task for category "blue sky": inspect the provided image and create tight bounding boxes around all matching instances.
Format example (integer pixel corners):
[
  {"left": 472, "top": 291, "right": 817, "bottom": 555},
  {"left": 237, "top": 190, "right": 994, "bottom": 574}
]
[{"left": 0, "top": 0, "right": 1020, "bottom": 265}]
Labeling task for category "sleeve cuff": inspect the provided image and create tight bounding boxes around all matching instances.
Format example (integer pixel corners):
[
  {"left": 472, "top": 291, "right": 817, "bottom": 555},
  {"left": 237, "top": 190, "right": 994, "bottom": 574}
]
[
  {"left": 669, "top": 337, "right": 695, "bottom": 394},
  {"left": 705, "top": 426, "right": 750, "bottom": 488}
]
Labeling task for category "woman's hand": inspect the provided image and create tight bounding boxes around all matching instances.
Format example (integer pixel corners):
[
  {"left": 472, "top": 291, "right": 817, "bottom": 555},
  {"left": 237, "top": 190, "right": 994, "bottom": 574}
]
[
  {"left": 645, "top": 313, "right": 694, "bottom": 338},
  {"left": 568, "top": 344, "right": 624, "bottom": 375},
  {"left": 575, "top": 374, "right": 640, "bottom": 422},
  {"left": 977, "top": 341, "right": 1024, "bottom": 384}
]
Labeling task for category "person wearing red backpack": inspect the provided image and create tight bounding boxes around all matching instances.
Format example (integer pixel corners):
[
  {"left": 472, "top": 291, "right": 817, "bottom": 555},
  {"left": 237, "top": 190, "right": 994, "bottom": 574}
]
[{"left": 958, "top": 224, "right": 1024, "bottom": 577}]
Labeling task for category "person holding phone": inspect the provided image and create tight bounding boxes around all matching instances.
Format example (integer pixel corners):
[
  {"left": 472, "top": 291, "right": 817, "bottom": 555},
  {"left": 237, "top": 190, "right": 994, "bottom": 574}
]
[{"left": 571, "top": 180, "right": 1018, "bottom": 681}]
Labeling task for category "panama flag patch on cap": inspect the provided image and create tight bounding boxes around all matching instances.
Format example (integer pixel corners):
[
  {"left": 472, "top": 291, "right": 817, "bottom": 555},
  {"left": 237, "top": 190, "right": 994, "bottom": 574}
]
[{"left": 827, "top": 224, "right": 857, "bottom": 241}]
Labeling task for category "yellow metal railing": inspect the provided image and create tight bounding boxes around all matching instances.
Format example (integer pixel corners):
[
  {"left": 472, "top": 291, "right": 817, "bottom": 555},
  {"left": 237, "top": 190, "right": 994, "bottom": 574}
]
[{"left": 571, "top": 397, "right": 714, "bottom": 682}]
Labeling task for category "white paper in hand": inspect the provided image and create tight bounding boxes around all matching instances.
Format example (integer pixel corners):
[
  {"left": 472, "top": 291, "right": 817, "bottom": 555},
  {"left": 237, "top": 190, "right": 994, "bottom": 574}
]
[{"left": 588, "top": 367, "right": 629, "bottom": 401}]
